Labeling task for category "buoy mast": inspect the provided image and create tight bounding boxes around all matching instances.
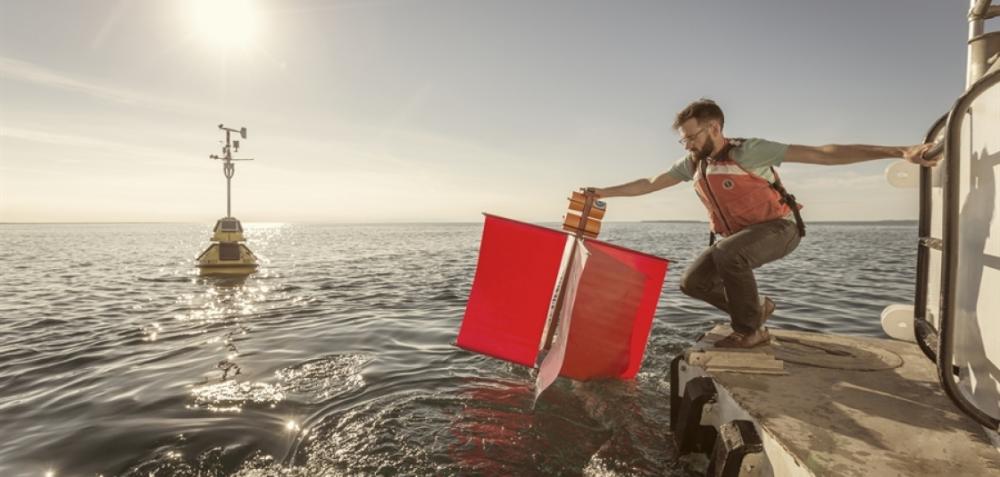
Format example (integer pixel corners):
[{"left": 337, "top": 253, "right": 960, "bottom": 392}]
[{"left": 210, "top": 124, "right": 253, "bottom": 218}]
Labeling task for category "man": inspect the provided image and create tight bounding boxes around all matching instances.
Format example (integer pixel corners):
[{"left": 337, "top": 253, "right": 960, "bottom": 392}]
[{"left": 589, "top": 99, "right": 938, "bottom": 348}]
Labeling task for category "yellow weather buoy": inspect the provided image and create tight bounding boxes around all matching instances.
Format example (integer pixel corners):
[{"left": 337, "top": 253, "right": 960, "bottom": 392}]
[
  {"left": 197, "top": 217, "right": 259, "bottom": 275},
  {"left": 197, "top": 124, "right": 259, "bottom": 276}
]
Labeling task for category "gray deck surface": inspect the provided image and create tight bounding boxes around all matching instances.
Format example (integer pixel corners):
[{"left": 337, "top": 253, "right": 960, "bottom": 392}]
[{"left": 692, "top": 326, "right": 1000, "bottom": 476}]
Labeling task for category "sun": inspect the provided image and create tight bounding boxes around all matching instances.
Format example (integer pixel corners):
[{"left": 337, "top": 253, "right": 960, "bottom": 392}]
[{"left": 187, "top": 0, "right": 262, "bottom": 52}]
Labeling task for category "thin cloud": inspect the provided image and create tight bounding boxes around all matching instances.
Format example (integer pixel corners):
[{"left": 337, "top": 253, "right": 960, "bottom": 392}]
[
  {"left": 1, "top": 126, "right": 190, "bottom": 166},
  {"left": 0, "top": 56, "right": 209, "bottom": 115},
  {"left": 90, "top": 0, "right": 131, "bottom": 50},
  {"left": 785, "top": 170, "right": 888, "bottom": 190}
]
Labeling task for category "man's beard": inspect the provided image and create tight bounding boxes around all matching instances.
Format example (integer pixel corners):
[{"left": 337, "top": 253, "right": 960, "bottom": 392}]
[{"left": 691, "top": 137, "right": 717, "bottom": 161}]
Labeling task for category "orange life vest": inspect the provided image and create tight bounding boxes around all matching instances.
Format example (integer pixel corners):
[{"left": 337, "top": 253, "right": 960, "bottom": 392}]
[{"left": 692, "top": 139, "right": 804, "bottom": 237}]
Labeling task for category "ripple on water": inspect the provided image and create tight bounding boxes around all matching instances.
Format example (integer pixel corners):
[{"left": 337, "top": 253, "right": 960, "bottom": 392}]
[
  {"left": 275, "top": 353, "right": 371, "bottom": 403},
  {"left": 189, "top": 381, "right": 286, "bottom": 413},
  {"left": 0, "top": 223, "right": 919, "bottom": 476},
  {"left": 186, "top": 353, "right": 371, "bottom": 415}
]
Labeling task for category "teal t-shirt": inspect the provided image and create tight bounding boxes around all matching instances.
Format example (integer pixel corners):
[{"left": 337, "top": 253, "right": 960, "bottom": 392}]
[{"left": 666, "top": 138, "right": 789, "bottom": 182}]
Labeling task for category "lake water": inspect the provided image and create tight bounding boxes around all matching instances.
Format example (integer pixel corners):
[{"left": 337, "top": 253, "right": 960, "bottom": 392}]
[{"left": 0, "top": 222, "right": 917, "bottom": 476}]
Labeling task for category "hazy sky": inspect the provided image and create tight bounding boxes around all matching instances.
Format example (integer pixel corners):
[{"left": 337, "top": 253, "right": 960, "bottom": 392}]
[{"left": 0, "top": 1, "right": 976, "bottom": 223}]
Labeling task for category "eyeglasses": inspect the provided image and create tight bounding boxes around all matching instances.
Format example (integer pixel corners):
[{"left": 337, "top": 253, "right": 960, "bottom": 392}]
[{"left": 678, "top": 127, "right": 707, "bottom": 145}]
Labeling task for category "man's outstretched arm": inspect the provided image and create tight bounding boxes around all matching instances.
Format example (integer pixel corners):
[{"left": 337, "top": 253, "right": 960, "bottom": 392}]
[
  {"left": 591, "top": 171, "right": 682, "bottom": 198},
  {"left": 784, "top": 143, "right": 938, "bottom": 167}
]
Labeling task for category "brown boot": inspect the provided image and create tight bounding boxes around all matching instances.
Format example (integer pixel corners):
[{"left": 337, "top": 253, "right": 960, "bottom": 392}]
[
  {"left": 715, "top": 328, "right": 771, "bottom": 348},
  {"left": 762, "top": 297, "right": 775, "bottom": 325}
]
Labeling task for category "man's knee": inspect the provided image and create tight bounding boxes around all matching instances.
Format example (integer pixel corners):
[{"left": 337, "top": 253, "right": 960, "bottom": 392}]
[
  {"left": 678, "top": 280, "right": 694, "bottom": 298},
  {"left": 679, "top": 271, "right": 703, "bottom": 298}
]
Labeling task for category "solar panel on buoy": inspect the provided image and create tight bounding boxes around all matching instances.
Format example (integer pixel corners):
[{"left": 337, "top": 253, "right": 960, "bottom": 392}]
[{"left": 218, "top": 243, "right": 241, "bottom": 261}]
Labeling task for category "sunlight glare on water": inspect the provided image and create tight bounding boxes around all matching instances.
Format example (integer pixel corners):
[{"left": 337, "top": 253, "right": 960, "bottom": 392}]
[{"left": 0, "top": 222, "right": 917, "bottom": 475}]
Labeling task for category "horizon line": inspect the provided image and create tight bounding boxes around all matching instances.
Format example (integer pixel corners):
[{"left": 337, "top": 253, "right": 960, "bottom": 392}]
[{"left": 0, "top": 219, "right": 920, "bottom": 225}]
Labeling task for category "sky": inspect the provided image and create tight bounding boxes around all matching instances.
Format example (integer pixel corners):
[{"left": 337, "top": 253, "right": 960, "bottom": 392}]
[{"left": 0, "top": 0, "right": 980, "bottom": 223}]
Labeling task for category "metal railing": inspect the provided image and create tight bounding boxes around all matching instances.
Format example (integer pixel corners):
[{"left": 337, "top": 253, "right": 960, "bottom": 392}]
[
  {"left": 968, "top": 0, "right": 1000, "bottom": 86},
  {"left": 912, "top": 113, "right": 947, "bottom": 365},
  {"left": 970, "top": 0, "right": 1000, "bottom": 21},
  {"left": 938, "top": 66, "right": 1000, "bottom": 430}
]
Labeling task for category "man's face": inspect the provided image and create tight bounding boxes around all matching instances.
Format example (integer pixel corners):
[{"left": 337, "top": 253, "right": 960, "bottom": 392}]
[{"left": 677, "top": 118, "right": 718, "bottom": 160}]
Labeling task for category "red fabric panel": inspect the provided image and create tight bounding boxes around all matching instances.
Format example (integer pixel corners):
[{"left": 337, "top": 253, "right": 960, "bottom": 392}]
[
  {"left": 457, "top": 214, "right": 568, "bottom": 366},
  {"left": 559, "top": 239, "right": 669, "bottom": 380}
]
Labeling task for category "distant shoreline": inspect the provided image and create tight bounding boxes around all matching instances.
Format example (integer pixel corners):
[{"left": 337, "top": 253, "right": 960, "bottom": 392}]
[
  {"left": 639, "top": 220, "right": 919, "bottom": 226},
  {"left": 1, "top": 220, "right": 920, "bottom": 226}
]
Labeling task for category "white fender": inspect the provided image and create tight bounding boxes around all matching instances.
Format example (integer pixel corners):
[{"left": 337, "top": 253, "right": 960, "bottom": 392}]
[
  {"left": 880, "top": 304, "right": 916, "bottom": 342},
  {"left": 885, "top": 160, "right": 920, "bottom": 188}
]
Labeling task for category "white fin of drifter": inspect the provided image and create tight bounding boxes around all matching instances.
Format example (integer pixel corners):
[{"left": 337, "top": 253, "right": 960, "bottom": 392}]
[{"left": 534, "top": 238, "right": 589, "bottom": 403}]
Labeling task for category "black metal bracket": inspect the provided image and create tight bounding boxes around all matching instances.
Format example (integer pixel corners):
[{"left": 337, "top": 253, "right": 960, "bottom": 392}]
[
  {"left": 706, "top": 420, "right": 765, "bottom": 477},
  {"left": 671, "top": 375, "right": 719, "bottom": 455}
]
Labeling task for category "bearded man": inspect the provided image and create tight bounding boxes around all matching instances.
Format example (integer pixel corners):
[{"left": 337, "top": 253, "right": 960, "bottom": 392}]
[{"left": 589, "top": 99, "right": 937, "bottom": 348}]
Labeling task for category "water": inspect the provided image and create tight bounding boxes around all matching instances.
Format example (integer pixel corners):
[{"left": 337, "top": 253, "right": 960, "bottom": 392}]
[{"left": 0, "top": 222, "right": 917, "bottom": 476}]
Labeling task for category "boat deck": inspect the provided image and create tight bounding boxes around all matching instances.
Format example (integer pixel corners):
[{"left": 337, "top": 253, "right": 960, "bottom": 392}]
[{"left": 679, "top": 325, "right": 1000, "bottom": 476}]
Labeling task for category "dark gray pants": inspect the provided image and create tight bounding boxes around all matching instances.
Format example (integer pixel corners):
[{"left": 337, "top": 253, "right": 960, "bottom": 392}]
[{"left": 679, "top": 218, "right": 801, "bottom": 333}]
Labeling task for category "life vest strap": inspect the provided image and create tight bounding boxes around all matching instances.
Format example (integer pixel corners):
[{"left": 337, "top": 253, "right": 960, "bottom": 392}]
[{"left": 769, "top": 167, "right": 806, "bottom": 237}]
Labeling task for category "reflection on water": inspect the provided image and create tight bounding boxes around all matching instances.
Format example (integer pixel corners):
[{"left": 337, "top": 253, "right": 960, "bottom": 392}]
[
  {"left": 276, "top": 354, "right": 370, "bottom": 403},
  {"left": 0, "top": 222, "right": 917, "bottom": 476},
  {"left": 189, "top": 381, "right": 285, "bottom": 413}
]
